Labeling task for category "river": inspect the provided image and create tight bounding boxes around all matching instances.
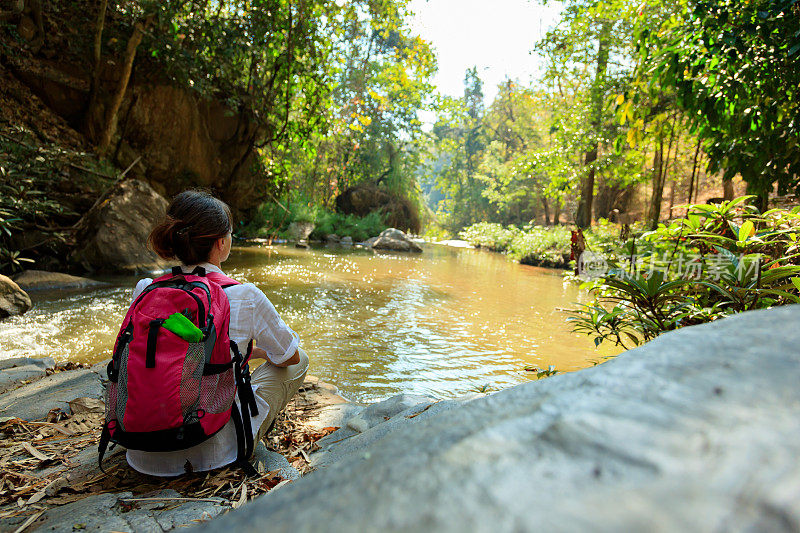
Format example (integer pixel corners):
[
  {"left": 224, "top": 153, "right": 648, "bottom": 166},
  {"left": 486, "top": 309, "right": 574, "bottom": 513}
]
[{"left": 0, "top": 243, "right": 617, "bottom": 403}]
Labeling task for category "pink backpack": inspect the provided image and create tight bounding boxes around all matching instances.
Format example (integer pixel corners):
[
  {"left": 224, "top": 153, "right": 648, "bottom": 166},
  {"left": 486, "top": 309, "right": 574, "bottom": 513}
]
[{"left": 99, "top": 266, "right": 258, "bottom": 472}]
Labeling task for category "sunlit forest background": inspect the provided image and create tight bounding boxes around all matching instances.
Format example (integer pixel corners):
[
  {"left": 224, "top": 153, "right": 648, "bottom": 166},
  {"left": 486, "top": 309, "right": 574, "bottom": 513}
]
[{"left": 0, "top": 0, "right": 798, "bottom": 281}]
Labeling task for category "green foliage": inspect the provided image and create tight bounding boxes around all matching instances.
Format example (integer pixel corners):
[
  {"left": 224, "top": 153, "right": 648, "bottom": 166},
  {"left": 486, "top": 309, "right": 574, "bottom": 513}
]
[
  {"left": 281, "top": 0, "right": 436, "bottom": 212},
  {"left": 309, "top": 211, "right": 386, "bottom": 242},
  {"left": 0, "top": 128, "right": 113, "bottom": 274},
  {"left": 568, "top": 197, "right": 800, "bottom": 349},
  {"left": 459, "top": 221, "right": 621, "bottom": 267},
  {"left": 239, "top": 200, "right": 386, "bottom": 242},
  {"left": 507, "top": 225, "right": 573, "bottom": 264},
  {"left": 99, "top": 0, "right": 435, "bottom": 216},
  {"left": 458, "top": 222, "right": 520, "bottom": 252},
  {"left": 523, "top": 365, "right": 559, "bottom": 379},
  {"left": 637, "top": 0, "right": 800, "bottom": 207},
  {"left": 427, "top": 0, "right": 668, "bottom": 234}
]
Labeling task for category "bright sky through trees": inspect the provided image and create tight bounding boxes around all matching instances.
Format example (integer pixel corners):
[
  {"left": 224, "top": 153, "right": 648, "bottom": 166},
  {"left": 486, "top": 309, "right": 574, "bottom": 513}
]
[{"left": 409, "top": 0, "right": 563, "bottom": 102}]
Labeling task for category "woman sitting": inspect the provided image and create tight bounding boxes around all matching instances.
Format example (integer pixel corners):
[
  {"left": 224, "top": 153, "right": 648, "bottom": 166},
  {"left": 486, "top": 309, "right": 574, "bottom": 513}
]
[{"left": 125, "top": 189, "right": 309, "bottom": 476}]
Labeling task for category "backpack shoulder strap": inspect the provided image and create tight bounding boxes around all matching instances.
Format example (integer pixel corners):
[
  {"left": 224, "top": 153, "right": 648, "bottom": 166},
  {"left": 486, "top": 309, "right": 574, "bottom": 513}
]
[{"left": 206, "top": 272, "right": 241, "bottom": 289}]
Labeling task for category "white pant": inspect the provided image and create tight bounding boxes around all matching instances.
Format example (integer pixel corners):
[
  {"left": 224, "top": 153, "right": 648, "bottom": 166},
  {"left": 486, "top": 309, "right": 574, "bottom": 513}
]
[{"left": 250, "top": 349, "right": 310, "bottom": 444}]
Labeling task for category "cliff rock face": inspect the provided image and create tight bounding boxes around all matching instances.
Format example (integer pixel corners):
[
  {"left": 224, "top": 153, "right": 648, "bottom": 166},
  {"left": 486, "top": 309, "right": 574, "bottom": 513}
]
[
  {"left": 71, "top": 179, "right": 169, "bottom": 273},
  {"left": 117, "top": 84, "right": 261, "bottom": 214},
  {"left": 336, "top": 184, "right": 420, "bottom": 233},
  {"left": 202, "top": 305, "right": 800, "bottom": 533},
  {"left": 0, "top": 274, "right": 31, "bottom": 319},
  {"left": 6, "top": 60, "right": 262, "bottom": 216}
]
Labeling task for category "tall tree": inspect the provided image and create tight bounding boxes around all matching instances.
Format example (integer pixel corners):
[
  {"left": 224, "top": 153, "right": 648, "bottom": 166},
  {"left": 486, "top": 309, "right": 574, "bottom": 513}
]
[
  {"left": 97, "top": 15, "right": 148, "bottom": 156},
  {"left": 84, "top": 0, "right": 107, "bottom": 137},
  {"left": 575, "top": 20, "right": 611, "bottom": 228},
  {"left": 639, "top": 0, "right": 800, "bottom": 211}
]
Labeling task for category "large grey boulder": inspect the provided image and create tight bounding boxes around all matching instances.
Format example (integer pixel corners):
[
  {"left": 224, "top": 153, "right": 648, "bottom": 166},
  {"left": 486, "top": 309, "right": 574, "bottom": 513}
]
[
  {"left": 0, "top": 273, "right": 31, "bottom": 319},
  {"left": 371, "top": 228, "right": 422, "bottom": 253},
  {"left": 0, "top": 366, "right": 104, "bottom": 420},
  {"left": 202, "top": 306, "right": 800, "bottom": 532},
  {"left": 71, "top": 179, "right": 170, "bottom": 273},
  {"left": 11, "top": 270, "right": 108, "bottom": 291},
  {"left": 287, "top": 221, "right": 315, "bottom": 241},
  {"left": 252, "top": 443, "right": 301, "bottom": 481},
  {"left": 312, "top": 393, "right": 437, "bottom": 468},
  {"left": 0, "top": 356, "right": 54, "bottom": 394},
  {"left": 30, "top": 489, "right": 227, "bottom": 532}
]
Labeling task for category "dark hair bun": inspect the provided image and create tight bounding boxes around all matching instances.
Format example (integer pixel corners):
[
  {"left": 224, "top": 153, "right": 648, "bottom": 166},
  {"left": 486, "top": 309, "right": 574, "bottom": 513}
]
[{"left": 149, "top": 190, "right": 233, "bottom": 265}]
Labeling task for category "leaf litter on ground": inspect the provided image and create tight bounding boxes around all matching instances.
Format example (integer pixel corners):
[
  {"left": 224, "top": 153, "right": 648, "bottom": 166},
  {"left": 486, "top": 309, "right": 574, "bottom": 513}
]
[{"left": 0, "top": 378, "right": 340, "bottom": 526}]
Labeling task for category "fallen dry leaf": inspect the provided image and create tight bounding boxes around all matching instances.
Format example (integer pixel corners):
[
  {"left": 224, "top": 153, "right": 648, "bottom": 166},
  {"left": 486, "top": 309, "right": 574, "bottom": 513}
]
[
  {"left": 11, "top": 509, "right": 44, "bottom": 533},
  {"left": 232, "top": 483, "right": 247, "bottom": 510},
  {"left": 20, "top": 442, "right": 51, "bottom": 462},
  {"left": 67, "top": 398, "right": 104, "bottom": 415},
  {"left": 25, "top": 489, "right": 46, "bottom": 505}
]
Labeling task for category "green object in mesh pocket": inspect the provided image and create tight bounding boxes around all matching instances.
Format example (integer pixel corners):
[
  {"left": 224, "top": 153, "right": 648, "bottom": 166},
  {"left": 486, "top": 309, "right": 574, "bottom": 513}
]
[{"left": 162, "top": 312, "right": 204, "bottom": 342}]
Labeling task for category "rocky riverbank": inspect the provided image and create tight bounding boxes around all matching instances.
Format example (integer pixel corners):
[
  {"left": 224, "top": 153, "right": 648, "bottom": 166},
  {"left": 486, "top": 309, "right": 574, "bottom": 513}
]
[
  {"left": 4, "top": 306, "right": 799, "bottom": 532},
  {"left": 0, "top": 358, "right": 366, "bottom": 532},
  {"left": 204, "top": 305, "right": 800, "bottom": 533}
]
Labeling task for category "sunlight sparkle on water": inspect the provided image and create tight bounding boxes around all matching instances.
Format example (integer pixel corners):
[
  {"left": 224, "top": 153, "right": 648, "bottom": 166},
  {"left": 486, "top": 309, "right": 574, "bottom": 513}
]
[{"left": 0, "top": 244, "right": 616, "bottom": 403}]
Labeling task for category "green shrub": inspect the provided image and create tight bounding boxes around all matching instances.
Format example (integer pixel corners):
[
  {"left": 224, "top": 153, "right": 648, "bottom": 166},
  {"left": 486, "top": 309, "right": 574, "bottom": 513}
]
[
  {"left": 309, "top": 211, "right": 386, "bottom": 242},
  {"left": 238, "top": 200, "right": 387, "bottom": 242},
  {"left": 507, "top": 225, "right": 571, "bottom": 263},
  {"left": 458, "top": 222, "right": 520, "bottom": 252},
  {"left": 459, "top": 219, "right": 633, "bottom": 268},
  {"left": 567, "top": 197, "right": 800, "bottom": 349}
]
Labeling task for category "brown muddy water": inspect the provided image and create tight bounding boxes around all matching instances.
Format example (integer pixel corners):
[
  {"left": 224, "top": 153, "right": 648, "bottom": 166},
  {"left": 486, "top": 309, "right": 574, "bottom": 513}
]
[{"left": 0, "top": 243, "right": 618, "bottom": 403}]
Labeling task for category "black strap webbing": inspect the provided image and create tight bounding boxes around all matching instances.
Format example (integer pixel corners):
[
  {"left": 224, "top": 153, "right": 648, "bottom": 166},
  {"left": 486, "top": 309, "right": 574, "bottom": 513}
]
[
  {"left": 245, "top": 339, "right": 254, "bottom": 364},
  {"left": 171, "top": 265, "right": 206, "bottom": 277},
  {"left": 98, "top": 421, "right": 112, "bottom": 472},
  {"left": 202, "top": 361, "right": 233, "bottom": 375},
  {"left": 146, "top": 319, "right": 163, "bottom": 368},
  {"left": 230, "top": 403, "right": 257, "bottom": 476}
]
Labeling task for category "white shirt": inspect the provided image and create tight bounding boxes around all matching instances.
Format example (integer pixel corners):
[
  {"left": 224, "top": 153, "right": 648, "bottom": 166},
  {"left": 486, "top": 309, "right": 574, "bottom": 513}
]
[{"left": 125, "top": 262, "right": 299, "bottom": 476}]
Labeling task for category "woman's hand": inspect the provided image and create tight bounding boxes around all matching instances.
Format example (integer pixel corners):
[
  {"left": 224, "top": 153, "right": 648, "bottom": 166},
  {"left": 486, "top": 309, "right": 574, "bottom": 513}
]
[
  {"left": 250, "top": 346, "right": 269, "bottom": 361},
  {"left": 249, "top": 344, "right": 300, "bottom": 367}
]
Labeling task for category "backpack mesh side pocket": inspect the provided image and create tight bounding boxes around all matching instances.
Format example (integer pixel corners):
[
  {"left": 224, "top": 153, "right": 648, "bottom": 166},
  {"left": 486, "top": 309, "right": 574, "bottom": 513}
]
[
  {"left": 199, "top": 370, "right": 236, "bottom": 414},
  {"left": 180, "top": 342, "right": 205, "bottom": 414},
  {"left": 105, "top": 381, "right": 117, "bottom": 426},
  {"left": 114, "top": 344, "right": 131, "bottom": 431}
]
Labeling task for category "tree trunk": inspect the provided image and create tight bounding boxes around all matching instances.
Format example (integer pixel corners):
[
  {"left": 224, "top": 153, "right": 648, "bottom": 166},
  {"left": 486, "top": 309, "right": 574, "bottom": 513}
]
[
  {"left": 576, "top": 151, "right": 597, "bottom": 228},
  {"left": 687, "top": 139, "right": 701, "bottom": 206},
  {"left": 552, "top": 201, "right": 561, "bottom": 225},
  {"left": 668, "top": 180, "right": 676, "bottom": 214},
  {"left": 29, "top": 0, "right": 44, "bottom": 50},
  {"left": 84, "top": 0, "right": 108, "bottom": 137},
  {"left": 649, "top": 116, "right": 677, "bottom": 230},
  {"left": 97, "top": 18, "right": 147, "bottom": 157},
  {"left": 723, "top": 178, "right": 734, "bottom": 201},
  {"left": 664, "top": 124, "right": 680, "bottom": 218},
  {"left": 694, "top": 154, "right": 705, "bottom": 203},
  {"left": 541, "top": 198, "right": 551, "bottom": 226},
  {"left": 648, "top": 137, "right": 664, "bottom": 230},
  {"left": 575, "top": 21, "right": 611, "bottom": 229},
  {"left": 756, "top": 190, "right": 769, "bottom": 212}
]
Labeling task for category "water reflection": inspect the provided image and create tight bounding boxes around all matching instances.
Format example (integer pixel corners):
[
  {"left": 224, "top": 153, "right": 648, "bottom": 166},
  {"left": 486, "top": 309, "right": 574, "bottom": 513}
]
[{"left": 0, "top": 244, "right": 618, "bottom": 403}]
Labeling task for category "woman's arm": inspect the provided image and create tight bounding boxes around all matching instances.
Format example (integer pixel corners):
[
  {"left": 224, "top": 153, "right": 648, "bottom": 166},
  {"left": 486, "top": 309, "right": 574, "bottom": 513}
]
[
  {"left": 248, "top": 286, "right": 300, "bottom": 366},
  {"left": 251, "top": 346, "right": 300, "bottom": 367}
]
